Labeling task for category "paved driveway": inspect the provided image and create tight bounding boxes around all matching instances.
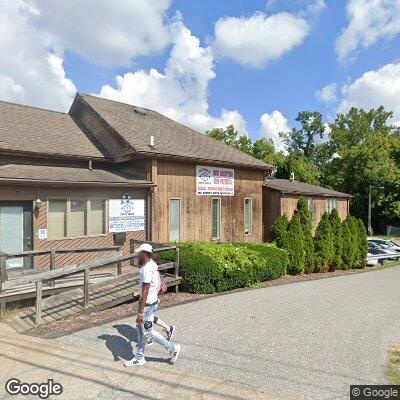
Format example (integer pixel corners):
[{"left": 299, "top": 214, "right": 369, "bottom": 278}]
[{"left": 57, "top": 266, "right": 400, "bottom": 400}]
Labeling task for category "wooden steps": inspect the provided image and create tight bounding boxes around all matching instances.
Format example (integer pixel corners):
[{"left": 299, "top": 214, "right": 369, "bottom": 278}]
[{"left": 7, "top": 266, "right": 181, "bottom": 333}]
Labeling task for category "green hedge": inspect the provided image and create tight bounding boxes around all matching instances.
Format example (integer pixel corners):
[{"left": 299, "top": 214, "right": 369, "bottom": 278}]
[{"left": 164, "top": 242, "right": 288, "bottom": 294}]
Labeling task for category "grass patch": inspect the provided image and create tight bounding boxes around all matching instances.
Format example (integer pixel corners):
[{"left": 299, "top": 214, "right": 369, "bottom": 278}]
[{"left": 387, "top": 346, "right": 400, "bottom": 384}]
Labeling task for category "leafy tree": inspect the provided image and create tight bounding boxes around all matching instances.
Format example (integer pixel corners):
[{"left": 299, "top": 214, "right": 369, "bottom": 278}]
[
  {"left": 206, "top": 125, "right": 253, "bottom": 155},
  {"left": 280, "top": 111, "right": 325, "bottom": 162},
  {"left": 329, "top": 209, "right": 343, "bottom": 270},
  {"left": 271, "top": 213, "right": 289, "bottom": 248},
  {"left": 313, "top": 212, "right": 334, "bottom": 272},
  {"left": 357, "top": 218, "right": 368, "bottom": 268},
  {"left": 284, "top": 214, "right": 305, "bottom": 275},
  {"left": 341, "top": 219, "right": 356, "bottom": 269},
  {"left": 275, "top": 153, "right": 321, "bottom": 185},
  {"left": 296, "top": 197, "right": 315, "bottom": 273},
  {"left": 252, "top": 138, "right": 286, "bottom": 167}
]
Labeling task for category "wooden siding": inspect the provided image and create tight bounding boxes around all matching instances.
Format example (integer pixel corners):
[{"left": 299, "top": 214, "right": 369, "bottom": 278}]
[
  {"left": 263, "top": 188, "right": 349, "bottom": 238},
  {"left": 0, "top": 185, "right": 147, "bottom": 269},
  {"left": 152, "top": 160, "right": 264, "bottom": 243}
]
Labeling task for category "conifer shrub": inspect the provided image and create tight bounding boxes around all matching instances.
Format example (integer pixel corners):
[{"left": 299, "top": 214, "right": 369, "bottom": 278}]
[
  {"left": 271, "top": 213, "right": 289, "bottom": 248},
  {"left": 296, "top": 197, "right": 315, "bottom": 273},
  {"left": 329, "top": 209, "right": 343, "bottom": 270},
  {"left": 284, "top": 214, "right": 305, "bottom": 275},
  {"left": 341, "top": 219, "right": 356, "bottom": 269},
  {"left": 347, "top": 215, "right": 361, "bottom": 267},
  {"left": 357, "top": 218, "right": 368, "bottom": 268},
  {"left": 314, "top": 212, "right": 334, "bottom": 272}
]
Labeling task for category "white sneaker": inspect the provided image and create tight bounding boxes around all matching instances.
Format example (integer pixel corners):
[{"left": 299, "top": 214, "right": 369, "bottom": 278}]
[
  {"left": 124, "top": 358, "right": 146, "bottom": 367},
  {"left": 169, "top": 343, "right": 181, "bottom": 364}
]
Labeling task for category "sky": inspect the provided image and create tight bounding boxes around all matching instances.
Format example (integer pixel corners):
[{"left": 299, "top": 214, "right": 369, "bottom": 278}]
[{"left": 1, "top": 0, "right": 400, "bottom": 151}]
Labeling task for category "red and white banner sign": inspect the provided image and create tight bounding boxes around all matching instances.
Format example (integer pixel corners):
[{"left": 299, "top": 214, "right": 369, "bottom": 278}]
[{"left": 196, "top": 165, "right": 234, "bottom": 196}]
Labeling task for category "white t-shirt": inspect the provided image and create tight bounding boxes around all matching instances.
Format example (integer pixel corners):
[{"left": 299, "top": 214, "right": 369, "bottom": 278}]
[{"left": 139, "top": 259, "right": 159, "bottom": 304}]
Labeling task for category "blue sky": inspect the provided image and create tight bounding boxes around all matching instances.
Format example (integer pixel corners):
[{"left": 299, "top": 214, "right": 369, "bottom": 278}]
[{"left": 1, "top": 0, "right": 400, "bottom": 149}]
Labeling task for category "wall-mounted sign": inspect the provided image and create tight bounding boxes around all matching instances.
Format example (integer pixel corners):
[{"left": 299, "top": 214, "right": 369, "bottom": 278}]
[
  {"left": 108, "top": 199, "right": 145, "bottom": 233},
  {"left": 196, "top": 165, "right": 234, "bottom": 196},
  {"left": 38, "top": 228, "right": 47, "bottom": 240}
]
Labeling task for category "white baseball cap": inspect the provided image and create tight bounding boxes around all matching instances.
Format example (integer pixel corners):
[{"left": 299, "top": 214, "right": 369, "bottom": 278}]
[{"left": 134, "top": 243, "right": 153, "bottom": 254}]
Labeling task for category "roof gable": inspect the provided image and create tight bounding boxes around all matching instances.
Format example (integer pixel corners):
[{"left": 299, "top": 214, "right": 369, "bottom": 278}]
[{"left": 75, "top": 94, "right": 271, "bottom": 170}]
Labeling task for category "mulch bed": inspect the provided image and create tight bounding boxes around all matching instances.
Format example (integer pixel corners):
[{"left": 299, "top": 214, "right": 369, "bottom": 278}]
[{"left": 27, "top": 262, "right": 398, "bottom": 338}]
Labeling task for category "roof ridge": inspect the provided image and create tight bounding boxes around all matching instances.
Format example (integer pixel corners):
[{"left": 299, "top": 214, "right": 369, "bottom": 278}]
[
  {"left": 0, "top": 99, "right": 69, "bottom": 116},
  {"left": 79, "top": 93, "right": 270, "bottom": 168}
]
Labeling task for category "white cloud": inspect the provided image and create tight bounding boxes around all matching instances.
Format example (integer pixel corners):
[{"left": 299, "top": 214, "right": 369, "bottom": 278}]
[
  {"left": 32, "top": 0, "right": 172, "bottom": 66},
  {"left": 315, "top": 83, "right": 338, "bottom": 103},
  {"left": 212, "top": 12, "right": 310, "bottom": 68},
  {"left": 336, "top": 0, "right": 400, "bottom": 61},
  {"left": 339, "top": 63, "right": 400, "bottom": 122},
  {"left": 259, "top": 111, "right": 290, "bottom": 152},
  {"left": 0, "top": 0, "right": 76, "bottom": 111},
  {"left": 97, "top": 17, "right": 248, "bottom": 135}
]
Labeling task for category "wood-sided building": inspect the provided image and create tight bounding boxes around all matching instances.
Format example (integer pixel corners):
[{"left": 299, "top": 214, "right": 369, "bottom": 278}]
[
  {"left": 263, "top": 179, "right": 351, "bottom": 241},
  {"left": 0, "top": 94, "right": 271, "bottom": 272}
]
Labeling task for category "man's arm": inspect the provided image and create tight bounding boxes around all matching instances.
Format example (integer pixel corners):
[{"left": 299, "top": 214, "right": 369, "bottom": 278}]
[{"left": 136, "top": 282, "right": 150, "bottom": 324}]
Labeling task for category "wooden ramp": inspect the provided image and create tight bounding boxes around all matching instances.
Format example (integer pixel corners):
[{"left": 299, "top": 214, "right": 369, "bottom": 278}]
[{"left": 7, "top": 269, "right": 180, "bottom": 333}]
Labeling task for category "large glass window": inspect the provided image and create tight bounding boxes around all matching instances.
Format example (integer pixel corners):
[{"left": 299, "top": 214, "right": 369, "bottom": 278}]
[
  {"left": 169, "top": 198, "right": 181, "bottom": 242},
  {"left": 326, "top": 198, "right": 337, "bottom": 213},
  {"left": 48, "top": 199, "right": 106, "bottom": 239},
  {"left": 244, "top": 198, "right": 253, "bottom": 235},
  {"left": 212, "top": 198, "right": 221, "bottom": 240}
]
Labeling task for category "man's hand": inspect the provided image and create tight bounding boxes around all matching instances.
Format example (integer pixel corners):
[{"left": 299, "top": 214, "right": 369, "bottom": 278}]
[{"left": 136, "top": 314, "right": 144, "bottom": 324}]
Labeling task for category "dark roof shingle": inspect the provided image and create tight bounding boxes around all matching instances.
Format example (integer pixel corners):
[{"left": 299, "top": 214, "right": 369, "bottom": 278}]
[
  {"left": 264, "top": 179, "right": 351, "bottom": 198},
  {"left": 78, "top": 94, "right": 271, "bottom": 169},
  {"left": 0, "top": 101, "right": 108, "bottom": 159}
]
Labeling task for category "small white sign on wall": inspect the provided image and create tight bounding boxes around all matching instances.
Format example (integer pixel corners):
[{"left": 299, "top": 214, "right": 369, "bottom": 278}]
[
  {"left": 196, "top": 165, "right": 235, "bottom": 196},
  {"left": 38, "top": 228, "right": 47, "bottom": 240},
  {"left": 108, "top": 199, "right": 145, "bottom": 233}
]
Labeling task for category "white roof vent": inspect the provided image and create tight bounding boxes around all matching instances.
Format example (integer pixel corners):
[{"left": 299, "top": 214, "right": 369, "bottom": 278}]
[
  {"left": 289, "top": 172, "right": 295, "bottom": 181},
  {"left": 150, "top": 135, "right": 155, "bottom": 150}
]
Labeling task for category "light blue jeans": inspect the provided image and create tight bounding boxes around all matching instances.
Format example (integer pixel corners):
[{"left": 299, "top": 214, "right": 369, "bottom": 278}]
[{"left": 135, "top": 302, "right": 175, "bottom": 361}]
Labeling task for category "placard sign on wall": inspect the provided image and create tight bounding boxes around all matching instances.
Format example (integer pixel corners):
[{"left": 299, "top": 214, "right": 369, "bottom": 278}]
[
  {"left": 108, "top": 199, "right": 145, "bottom": 233},
  {"left": 196, "top": 165, "right": 234, "bottom": 196}
]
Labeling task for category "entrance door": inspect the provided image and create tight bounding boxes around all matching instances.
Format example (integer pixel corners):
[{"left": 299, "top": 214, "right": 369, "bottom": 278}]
[{"left": 0, "top": 202, "right": 32, "bottom": 270}]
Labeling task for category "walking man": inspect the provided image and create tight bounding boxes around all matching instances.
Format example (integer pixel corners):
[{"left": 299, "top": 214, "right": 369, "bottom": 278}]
[{"left": 125, "top": 243, "right": 180, "bottom": 367}]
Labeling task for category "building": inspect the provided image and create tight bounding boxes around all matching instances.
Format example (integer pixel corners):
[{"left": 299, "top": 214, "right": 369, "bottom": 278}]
[
  {"left": 263, "top": 179, "right": 351, "bottom": 240},
  {"left": 0, "top": 94, "right": 272, "bottom": 271}
]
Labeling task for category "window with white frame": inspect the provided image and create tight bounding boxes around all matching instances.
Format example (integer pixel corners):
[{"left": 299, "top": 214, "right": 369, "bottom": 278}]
[
  {"left": 211, "top": 198, "right": 221, "bottom": 240},
  {"left": 326, "top": 198, "right": 337, "bottom": 213},
  {"left": 169, "top": 198, "right": 181, "bottom": 242},
  {"left": 307, "top": 197, "right": 314, "bottom": 212},
  {"left": 244, "top": 198, "right": 253, "bottom": 235},
  {"left": 48, "top": 198, "right": 106, "bottom": 239}
]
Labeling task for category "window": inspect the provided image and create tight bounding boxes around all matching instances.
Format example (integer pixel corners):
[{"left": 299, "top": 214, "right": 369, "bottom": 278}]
[
  {"left": 48, "top": 199, "right": 106, "bottom": 239},
  {"left": 212, "top": 198, "right": 221, "bottom": 240},
  {"left": 244, "top": 198, "right": 253, "bottom": 235},
  {"left": 326, "top": 198, "right": 337, "bottom": 213},
  {"left": 169, "top": 199, "right": 181, "bottom": 242},
  {"left": 307, "top": 197, "right": 314, "bottom": 212}
]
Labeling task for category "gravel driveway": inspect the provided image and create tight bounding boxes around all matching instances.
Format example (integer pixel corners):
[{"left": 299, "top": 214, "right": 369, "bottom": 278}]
[{"left": 57, "top": 266, "right": 400, "bottom": 400}]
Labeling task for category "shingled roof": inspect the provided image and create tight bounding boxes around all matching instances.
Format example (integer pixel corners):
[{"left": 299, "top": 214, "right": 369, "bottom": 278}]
[
  {"left": 0, "top": 100, "right": 108, "bottom": 159},
  {"left": 76, "top": 94, "right": 271, "bottom": 170},
  {"left": 264, "top": 179, "right": 351, "bottom": 198}
]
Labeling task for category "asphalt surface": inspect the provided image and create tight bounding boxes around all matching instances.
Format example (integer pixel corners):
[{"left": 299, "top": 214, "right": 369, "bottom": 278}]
[{"left": 57, "top": 266, "right": 400, "bottom": 400}]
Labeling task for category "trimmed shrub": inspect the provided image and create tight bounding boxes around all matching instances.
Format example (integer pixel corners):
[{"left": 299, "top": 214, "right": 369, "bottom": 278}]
[
  {"left": 296, "top": 197, "right": 315, "bottom": 274},
  {"left": 329, "top": 209, "right": 343, "bottom": 270},
  {"left": 341, "top": 219, "right": 356, "bottom": 269},
  {"left": 314, "top": 212, "right": 334, "bottom": 272},
  {"left": 284, "top": 214, "right": 305, "bottom": 275},
  {"left": 271, "top": 213, "right": 289, "bottom": 248},
  {"left": 357, "top": 218, "right": 368, "bottom": 268},
  {"left": 165, "top": 242, "right": 288, "bottom": 294},
  {"left": 347, "top": 215, "right": 361, "bottom": 268}
]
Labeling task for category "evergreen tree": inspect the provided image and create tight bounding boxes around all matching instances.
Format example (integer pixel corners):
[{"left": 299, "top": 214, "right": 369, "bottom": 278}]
[
  {"left": 314, "top": 212, "right": 334, "bottom": 272},
  {"left": 296, "top": 197, "right": 315, "bottom": 273},
  {"left": 284, "top": 214, "right": 305, "bottom": 275},
  {"left": 329, "top": 209, "right": 343, "bottom": 270},
  {"left": 357, "top": 218, "right": 368, "bottom": 268},
  {"left": 271, "top": 213, "right": 289, "bottom": 248},
  {"left": 347, "top": 216, "right": 361, "bottom": 267},
  {"left": 341, "top": 219, "right": 356, "bottom": 269}
]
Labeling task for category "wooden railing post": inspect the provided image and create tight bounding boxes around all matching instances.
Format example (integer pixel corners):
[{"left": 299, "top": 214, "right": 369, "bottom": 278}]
[
  {"left": 117, "top": 260, "right": 122, "bottom": 276},
  {"left": 0, "top": 301, "right": 5, "bottom": 317},
  {"left": 130, "top": 240, "right": 136, "bottom": 266},
  {"left": 174, "top": 247, "right": 180, "bottom": 293},
  {"left": 83, "top": 268, "right": 89, "bottom": 309},
  {"left": 35, "top": 281, "right": 42, "bottom": 325},
  {"left": 49, "top": 250, "right": 56, "bottom": 287},
  {"left": 0, "top": 254, "right": 8, "bottom": 288}
]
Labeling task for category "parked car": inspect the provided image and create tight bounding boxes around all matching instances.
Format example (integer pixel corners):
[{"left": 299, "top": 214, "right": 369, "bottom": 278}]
[
  {"left": 368, "top": 241, "right": 400, "bottom": 261},
  {"left": 367, "top": 246, "right": 389, "bottom": 265},
  {"left": 368, "top": 238, "right": 400, "bottom": 253}
]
